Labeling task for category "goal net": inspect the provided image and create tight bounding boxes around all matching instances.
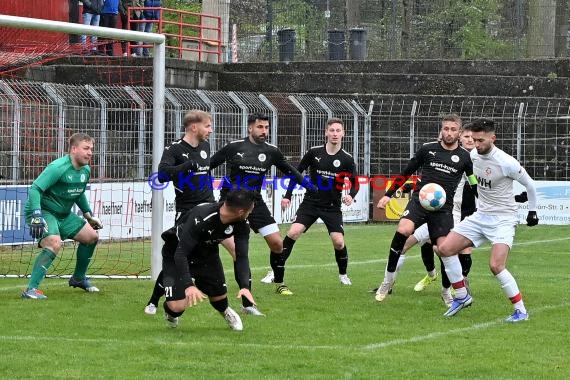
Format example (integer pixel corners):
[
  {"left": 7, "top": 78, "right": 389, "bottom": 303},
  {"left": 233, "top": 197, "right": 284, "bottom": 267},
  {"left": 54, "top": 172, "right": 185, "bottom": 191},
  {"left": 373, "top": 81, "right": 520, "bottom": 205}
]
[{"left": 0, "top": 15, "right": 166, "bottom": 279}]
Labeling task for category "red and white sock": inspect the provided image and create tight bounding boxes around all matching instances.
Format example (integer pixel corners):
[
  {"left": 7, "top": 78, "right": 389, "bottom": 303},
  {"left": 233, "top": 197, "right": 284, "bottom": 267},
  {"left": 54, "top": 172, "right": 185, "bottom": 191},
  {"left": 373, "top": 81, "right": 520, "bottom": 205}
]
[
  {"left": 495, "top": 269, "right": 526, "bottom": 313},
  {"left": 440, "top": 255, "right": 467, "bottom": 299}
]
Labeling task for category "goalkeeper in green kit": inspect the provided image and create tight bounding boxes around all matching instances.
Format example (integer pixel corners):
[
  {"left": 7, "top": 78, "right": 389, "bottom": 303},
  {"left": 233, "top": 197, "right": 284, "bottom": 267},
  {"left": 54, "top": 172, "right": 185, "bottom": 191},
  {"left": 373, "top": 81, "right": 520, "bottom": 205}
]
[{"left": 22, "top": 133, "right": 103, "bottom": 299}]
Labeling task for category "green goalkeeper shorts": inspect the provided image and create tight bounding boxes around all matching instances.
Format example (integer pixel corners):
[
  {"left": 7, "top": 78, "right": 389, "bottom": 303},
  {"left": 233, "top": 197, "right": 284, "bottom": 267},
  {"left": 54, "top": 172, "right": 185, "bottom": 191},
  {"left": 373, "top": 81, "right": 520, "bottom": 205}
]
[{"left": 25, "top": 210, "right": 86, "bottom": 241}]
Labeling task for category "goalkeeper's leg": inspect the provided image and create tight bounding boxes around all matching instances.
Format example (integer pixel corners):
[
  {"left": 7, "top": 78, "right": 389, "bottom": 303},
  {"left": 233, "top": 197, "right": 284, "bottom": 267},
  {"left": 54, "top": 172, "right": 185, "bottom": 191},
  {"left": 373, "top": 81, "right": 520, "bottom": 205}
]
[{"left": 26, "top": 247, "right": 57, "bottom": 290}]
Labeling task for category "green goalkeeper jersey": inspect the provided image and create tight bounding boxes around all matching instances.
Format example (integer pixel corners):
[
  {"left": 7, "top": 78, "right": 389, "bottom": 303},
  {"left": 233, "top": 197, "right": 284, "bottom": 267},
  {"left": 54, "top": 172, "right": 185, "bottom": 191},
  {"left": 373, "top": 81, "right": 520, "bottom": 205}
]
[{"left": 25, "top": 155, "right": 92, "bottom": 218}]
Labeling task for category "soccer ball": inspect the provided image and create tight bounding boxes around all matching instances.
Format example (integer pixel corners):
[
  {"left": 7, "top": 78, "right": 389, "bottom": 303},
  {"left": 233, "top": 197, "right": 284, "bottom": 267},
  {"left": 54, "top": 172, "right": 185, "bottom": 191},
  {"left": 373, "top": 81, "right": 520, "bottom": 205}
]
[{"left": 418, "top": 183, "right": 446, "bottom": 211}]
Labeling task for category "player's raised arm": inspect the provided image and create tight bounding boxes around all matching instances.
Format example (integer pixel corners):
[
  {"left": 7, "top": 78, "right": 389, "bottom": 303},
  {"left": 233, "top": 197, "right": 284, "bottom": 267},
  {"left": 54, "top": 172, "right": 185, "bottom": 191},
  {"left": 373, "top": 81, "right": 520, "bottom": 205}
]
[
  {"left": 158, "top": 144, "right": 198, "bottom": 181},
  {"left": 283, "top": 149, "right": 313, "bottom": 200},
  {"left": 275, "top": 150, "right": 311, "bottom": 190},
  {"left": 209, "top": 143, "right": 230, "bottom": 170},
  {"left": 377, "top": 148, "right": 423, "bottom": 208}
]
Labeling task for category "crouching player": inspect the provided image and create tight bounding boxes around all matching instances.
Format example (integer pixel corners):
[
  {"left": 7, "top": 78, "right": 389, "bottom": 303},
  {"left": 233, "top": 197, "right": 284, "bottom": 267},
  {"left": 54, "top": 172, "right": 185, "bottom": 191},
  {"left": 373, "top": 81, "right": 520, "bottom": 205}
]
[{"left": 162, "top": 189, "right": 256, "bottom": 330}]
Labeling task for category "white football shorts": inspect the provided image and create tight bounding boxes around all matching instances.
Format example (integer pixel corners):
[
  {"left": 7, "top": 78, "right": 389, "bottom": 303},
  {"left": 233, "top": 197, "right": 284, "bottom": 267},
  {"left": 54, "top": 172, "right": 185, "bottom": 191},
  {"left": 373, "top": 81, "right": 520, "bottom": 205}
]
[{"left": 452, "top": 212, "right": 518, "bottom": 248}]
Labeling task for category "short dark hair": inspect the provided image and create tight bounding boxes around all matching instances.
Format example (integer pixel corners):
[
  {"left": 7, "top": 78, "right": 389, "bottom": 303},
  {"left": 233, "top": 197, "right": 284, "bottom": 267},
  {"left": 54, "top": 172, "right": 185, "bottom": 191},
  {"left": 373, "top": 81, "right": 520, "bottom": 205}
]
[
  {"left": 247, "top": 113, "right": 270, "bottom": 126},
  {"left": 462, "top": 122, "right": 473, "bottom": 131},
  {"left": 225, "top": 189, "right": 256, "bottom": 210},
  {"left": 69, "top": 133, "right": 94, "bottom": 150},
  {"left": 469, "top": 118, "right": 495, "bottom": 133}
]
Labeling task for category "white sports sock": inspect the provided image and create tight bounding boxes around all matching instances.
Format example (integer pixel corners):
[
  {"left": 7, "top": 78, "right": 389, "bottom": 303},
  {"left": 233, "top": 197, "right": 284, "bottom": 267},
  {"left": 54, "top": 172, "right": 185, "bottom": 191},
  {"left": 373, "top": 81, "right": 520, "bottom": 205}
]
[
  {"left": 384, "top": 264, "right": 396, "bottom": 283},
  {"left": 495, "top": 269, "right": 526, "bottom": 313},
  {"left": 392, "top": 255, "right": 406, "bottom": 280},
  {"left": 440, "top": 255, "right": 467, "bottom": 298}
]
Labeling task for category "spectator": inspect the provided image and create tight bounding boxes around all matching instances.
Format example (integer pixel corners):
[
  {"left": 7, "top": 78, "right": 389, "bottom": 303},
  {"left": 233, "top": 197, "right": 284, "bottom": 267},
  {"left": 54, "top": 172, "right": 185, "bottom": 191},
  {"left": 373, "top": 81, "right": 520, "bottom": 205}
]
[
  {"left": 119, "top": 0, "right": 143, "bottom": 56},
  {"left": 81, "top": 0, "right": 104, "bottom": 53},
  {"left": 99, "top": 0, "right": 120, "bottom": 56},
  {"left": 139, "top": 0, "right": 162, "bottom": 57}
]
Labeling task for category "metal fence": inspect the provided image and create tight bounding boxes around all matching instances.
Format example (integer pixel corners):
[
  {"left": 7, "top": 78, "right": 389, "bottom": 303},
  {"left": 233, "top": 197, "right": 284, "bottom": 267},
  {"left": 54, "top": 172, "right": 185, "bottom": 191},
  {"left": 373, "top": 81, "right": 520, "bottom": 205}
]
[
  {"left": 0, "top": 81, "right": 372, "bottom": 185},
  {"left": 230, "top": 0, "right": 570, "bottom": 62},
  {"left": 1, "top": 82, "right": 570, "bottom": 184}
]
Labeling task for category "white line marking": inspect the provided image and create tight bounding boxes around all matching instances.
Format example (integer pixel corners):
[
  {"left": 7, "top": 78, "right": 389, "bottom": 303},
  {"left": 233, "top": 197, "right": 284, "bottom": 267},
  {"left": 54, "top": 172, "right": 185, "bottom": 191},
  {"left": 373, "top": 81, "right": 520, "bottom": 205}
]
[{"left": 0, "top": 302, "right": 568, "bottom": 351}]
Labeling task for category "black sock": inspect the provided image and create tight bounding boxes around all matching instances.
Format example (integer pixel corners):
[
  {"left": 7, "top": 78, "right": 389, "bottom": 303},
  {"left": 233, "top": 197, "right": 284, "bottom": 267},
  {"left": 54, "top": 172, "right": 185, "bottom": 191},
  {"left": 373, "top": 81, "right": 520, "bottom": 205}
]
[
  {"left": 163, "top": 301, "right": 184, "bottom": 318},
  {"left": 387, "top": 232, "right": 408, "bottom": 272},
  {"left": 335, "top": 246, "right": 348, "bottom": 275},
  {"left": 440, "top": 257, "right": 451, "bottom": 288},
  {"left": 459, "top": 254, "right": 472, "bottom": 277},
  {"left": 420, "top": 243, "right": 435, "bottom": 272},
  {"left": 238, "top": 271, "right": 253, "bottom": 308},
  {"left": 271, "top": 236, "right": 295, "bottom": 283},
  {"left": 148, "top": 270, "right": 164, "bottom": 306},
  {"left": 210, "top": 297, "right": 229, "bottom": 313}
]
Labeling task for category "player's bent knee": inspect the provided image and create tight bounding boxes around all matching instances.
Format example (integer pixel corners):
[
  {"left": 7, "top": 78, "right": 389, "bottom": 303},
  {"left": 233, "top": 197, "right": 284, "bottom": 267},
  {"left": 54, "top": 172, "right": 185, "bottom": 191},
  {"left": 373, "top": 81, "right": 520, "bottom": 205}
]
[
  {"left": 167, "top": 300, "right": 186, "bottom": 313},
  {"left": 488, "top": 261, "right": 505, "bottom": 275},
  {"left": 42, "top": 236, "right": 63, "bottom": 253}
]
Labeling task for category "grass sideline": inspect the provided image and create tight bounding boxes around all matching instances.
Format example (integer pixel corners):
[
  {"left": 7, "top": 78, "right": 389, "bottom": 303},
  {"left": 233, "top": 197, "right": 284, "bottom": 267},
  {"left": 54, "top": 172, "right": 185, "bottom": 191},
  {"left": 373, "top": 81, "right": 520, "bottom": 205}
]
[{"left": 1, "top": 223, "right": 570, "bottom": 379}]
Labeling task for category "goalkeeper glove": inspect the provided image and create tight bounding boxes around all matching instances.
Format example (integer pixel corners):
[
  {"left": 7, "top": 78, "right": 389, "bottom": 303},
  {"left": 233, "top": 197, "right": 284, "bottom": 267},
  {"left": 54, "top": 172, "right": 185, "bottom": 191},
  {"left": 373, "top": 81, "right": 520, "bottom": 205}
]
[
  {"left": 83, "top": 212, "right": 103, "bottom": 230},
  {"left": 29, "top": 210, "right": 47, "bottom": 239},
  {"left": 514, "top": 191, "right": 528, "bottom": 203},
  {"left": 526, "top": 211, "right": 539, "bottom": 227}
]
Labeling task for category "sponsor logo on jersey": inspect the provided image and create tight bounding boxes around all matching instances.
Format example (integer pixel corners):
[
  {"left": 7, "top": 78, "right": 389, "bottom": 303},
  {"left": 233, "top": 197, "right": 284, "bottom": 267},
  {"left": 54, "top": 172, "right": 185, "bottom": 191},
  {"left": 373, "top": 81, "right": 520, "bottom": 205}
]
[
  {"left": 182, "top": 153, "right": 189, "bottom": 158},
  {"left": 236, "top": 152, "right": 244, "bottom": 158},
  {"left": 429, "top": 151, "right": 436, "bottom": 156},
  {"left": 314, "top": 156, "right": 321, "bottom": 162}
]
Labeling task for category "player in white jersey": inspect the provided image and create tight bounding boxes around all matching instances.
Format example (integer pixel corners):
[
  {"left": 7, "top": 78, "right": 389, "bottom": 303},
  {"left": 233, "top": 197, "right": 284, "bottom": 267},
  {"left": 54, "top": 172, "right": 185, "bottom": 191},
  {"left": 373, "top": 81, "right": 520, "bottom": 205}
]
[{"left": 436, "top": 118, "right": 539, "bottom": 322}]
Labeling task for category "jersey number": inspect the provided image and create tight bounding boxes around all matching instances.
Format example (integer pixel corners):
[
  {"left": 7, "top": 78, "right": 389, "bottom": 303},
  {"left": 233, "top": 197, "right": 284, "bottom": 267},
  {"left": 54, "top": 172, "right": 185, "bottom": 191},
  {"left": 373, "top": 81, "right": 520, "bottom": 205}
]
[{"left": 164, "top": 286, "right": 173, "bottom": 297}]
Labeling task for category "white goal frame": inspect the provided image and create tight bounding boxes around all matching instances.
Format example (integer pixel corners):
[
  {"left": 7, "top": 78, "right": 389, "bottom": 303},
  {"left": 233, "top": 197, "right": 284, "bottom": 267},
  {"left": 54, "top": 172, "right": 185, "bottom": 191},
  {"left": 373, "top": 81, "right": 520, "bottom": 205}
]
[{"left": 0, "top": 15, "right": 166, "bottom": 280}]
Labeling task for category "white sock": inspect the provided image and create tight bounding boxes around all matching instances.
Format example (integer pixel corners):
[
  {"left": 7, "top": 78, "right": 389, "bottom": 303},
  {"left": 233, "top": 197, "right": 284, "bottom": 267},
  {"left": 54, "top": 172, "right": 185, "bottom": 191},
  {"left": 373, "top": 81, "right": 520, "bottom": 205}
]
[
  {"left": 427, "top": 269, "right": 437, "bottom": 278},
  {"left": 384, "top": 264, "right": 396, "bottom": 283},
  {"left": 495, "top": 269, "right": 526, "bottom": 313},
  {"left": 440, "top": 255, "right": 467, "bottom": 299},
  {"left": 392, "top": 255, "right": 406, "bottom": 281}
]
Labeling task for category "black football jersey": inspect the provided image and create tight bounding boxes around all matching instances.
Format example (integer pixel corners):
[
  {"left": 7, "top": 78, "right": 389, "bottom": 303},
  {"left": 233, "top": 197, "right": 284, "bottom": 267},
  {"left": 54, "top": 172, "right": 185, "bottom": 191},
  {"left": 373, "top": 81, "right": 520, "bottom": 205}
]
[
  {"left": 158, "top": 139, "right": 214, "bottom": 210},
  {"left": 285, "top": 145, "right": 358, "bottom": 207},
  {"left": 210, "top": 137, "right": 305, "bottom": 197},
  {"left": 173, "top": 202, "right": 250, "bottom": 288},
  {"left": 388, "top": 141, "right": 473, "bottom": 208}
]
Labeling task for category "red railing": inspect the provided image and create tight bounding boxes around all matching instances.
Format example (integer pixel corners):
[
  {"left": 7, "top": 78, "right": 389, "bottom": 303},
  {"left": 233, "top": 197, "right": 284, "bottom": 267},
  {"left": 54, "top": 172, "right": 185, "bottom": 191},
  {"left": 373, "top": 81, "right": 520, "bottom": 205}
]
[{"left": 128, "top": 7, "right": 222, "bottom": 63}]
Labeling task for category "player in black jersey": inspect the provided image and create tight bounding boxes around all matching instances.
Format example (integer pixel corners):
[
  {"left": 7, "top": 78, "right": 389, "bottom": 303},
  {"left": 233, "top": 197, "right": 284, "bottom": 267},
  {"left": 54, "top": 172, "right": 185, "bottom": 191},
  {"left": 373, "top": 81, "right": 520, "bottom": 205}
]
[
  {"left": 374, "top": 114, "right": 477, "bottom": 302},
  {"left": 143, "top": 111, "right": 263, "bottom": 316},
  {"left": 162, "top": 189, "right": 256, "bottom": 330},
  {"left": 259, "top": 118, "right": 358, "bottom": 294},
  {"left": 210, "top": 114, "right": 308, "bottom": 295}
]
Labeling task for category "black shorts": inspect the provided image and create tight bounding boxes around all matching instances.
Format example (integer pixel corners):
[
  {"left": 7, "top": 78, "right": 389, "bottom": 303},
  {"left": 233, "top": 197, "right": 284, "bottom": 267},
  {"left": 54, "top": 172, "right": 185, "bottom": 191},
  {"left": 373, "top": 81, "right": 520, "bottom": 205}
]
[
  {"left": 402, "top": 198, "right": 454, "bottom": 242},
  {"left": 247, "top": 199, "right": 276, "bottom": 233},
  {"left": 293, "top": 201, "right": 344, "bottom": 234},
  {"left": 162, "top": 246, "right": 227, "bottom": 301}
]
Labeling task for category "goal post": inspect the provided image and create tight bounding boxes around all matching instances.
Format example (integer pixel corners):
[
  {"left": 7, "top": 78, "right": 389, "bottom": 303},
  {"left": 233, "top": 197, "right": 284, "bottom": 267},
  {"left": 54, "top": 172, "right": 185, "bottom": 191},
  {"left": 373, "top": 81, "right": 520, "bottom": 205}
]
[{"left": 0, "top": 14, "right": 166, "bottom": 280}]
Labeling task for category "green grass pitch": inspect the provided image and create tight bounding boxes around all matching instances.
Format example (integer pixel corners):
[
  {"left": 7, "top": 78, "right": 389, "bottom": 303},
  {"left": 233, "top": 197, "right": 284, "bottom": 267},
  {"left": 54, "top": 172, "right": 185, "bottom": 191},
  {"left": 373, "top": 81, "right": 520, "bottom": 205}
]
[{"left": 1, "top": 223, "right": 570, "bottom": 379}]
